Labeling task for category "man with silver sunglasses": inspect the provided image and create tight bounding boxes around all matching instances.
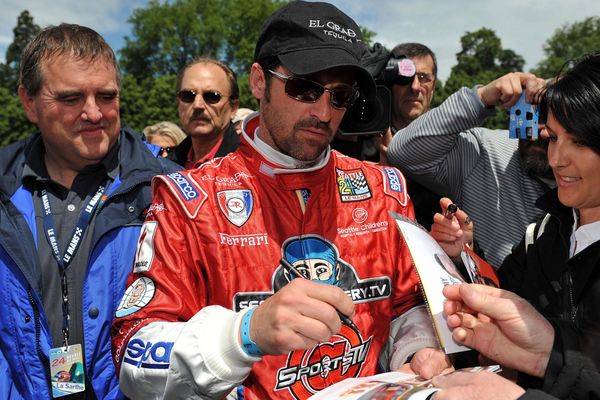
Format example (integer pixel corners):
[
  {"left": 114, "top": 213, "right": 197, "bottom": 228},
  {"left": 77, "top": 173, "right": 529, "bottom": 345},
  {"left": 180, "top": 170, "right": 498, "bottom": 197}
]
[
  {"left": 112, "top": 2, "right": 448, "bottom": 399},
  {"left": 168, "top": 57, "right": 241, "bottom": 168}
]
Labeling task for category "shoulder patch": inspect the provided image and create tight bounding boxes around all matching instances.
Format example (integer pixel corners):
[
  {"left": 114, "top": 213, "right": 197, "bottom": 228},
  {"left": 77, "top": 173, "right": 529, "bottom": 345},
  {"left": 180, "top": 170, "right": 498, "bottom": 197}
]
[
  {"left": 381, "top": 167, "right": 408, "bottom": 206},
  {"left": 115, "top": 277, "right": 155, "bottom": 318},
  {"left": 133, "top": 221, "right": 158, "bottom": 273},
  {"left": 155, "top": 171, "right": 207, "bottom": 219}
]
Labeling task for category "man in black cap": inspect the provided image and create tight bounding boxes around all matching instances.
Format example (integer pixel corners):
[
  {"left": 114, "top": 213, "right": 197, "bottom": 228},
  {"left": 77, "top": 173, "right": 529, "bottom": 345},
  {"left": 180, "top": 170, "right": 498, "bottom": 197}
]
[{"left": 112, "top": 2, "right": 446, "bottom": 399}]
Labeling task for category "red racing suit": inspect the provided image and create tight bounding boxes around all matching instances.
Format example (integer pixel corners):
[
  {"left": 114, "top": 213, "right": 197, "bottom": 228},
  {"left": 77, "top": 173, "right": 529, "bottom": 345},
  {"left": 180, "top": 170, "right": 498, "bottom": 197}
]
[{"left": 112, "top": 115, "right": 437, "bottom": 399}]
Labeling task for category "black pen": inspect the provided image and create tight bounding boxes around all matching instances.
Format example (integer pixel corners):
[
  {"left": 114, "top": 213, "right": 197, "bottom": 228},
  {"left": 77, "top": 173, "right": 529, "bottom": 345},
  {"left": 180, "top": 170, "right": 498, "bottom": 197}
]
[
  {"left": 443, "top": 203, "right": 458, "bottom": 218},
  {"left": 279, "top": 258, "right": 359, "bottom": 332}
]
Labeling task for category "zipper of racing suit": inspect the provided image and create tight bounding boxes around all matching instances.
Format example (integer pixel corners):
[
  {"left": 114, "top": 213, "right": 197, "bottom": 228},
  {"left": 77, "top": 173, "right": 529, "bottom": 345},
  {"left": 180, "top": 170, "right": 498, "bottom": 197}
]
[
  {"left": 28, "top": 288, "right": 52, "bottom": 385},
  {"left": 294, "top": 187, "right": 338, "bottom": 387},
  {"left": 295, "top": 189, "right": 308, "bottom": 215}
]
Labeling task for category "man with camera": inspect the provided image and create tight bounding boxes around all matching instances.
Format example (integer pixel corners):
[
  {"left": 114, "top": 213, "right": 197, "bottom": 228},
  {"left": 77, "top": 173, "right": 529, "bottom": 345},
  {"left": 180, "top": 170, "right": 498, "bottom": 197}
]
[
  {"left": 387, "top": 43, "right": 438, "bottom": 132},
  {"left": 331, "top": 42, "right": 441, "bottom": 229},
  {"left": 383, "top": 43, "right": 442, "bottom": 230}
]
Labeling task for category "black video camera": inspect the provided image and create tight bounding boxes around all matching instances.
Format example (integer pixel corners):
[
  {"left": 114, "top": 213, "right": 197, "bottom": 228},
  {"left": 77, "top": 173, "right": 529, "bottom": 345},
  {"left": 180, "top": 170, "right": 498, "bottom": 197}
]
[{"left": 338, "top": 43, "right": 416, "bottom": 136}]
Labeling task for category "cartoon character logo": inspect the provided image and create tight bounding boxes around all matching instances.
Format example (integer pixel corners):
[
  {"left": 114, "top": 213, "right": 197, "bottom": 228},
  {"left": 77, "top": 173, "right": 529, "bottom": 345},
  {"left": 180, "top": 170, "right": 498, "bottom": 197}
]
[
  {"left": 272, "top": 235, "right": 376, "bottom": 399},
  {"left": 234, "top": 235, "right": 391, "bottom": 311},
  {"left": 273, "top": 236, "right": 360, "bottom": 292},
  {"left": 283, "top": 237, "right": 339, "bottom": 285}
]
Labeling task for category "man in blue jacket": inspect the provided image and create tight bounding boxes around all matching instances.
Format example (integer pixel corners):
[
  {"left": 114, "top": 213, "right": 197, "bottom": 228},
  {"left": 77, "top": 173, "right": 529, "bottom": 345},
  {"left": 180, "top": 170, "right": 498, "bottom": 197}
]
[{"left": 0, "top": 23, "right": 179, "bottom": 399}]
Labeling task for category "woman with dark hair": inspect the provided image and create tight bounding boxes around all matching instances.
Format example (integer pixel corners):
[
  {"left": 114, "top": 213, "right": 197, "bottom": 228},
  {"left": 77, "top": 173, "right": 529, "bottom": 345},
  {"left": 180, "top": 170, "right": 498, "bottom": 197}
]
[{"left": 427, "top": 53, "right": 600, "bottom": 399}]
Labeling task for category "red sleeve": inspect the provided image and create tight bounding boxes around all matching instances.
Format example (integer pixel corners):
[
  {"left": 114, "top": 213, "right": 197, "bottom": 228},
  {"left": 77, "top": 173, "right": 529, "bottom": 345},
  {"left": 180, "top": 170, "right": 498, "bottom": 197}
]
[{"left": 111, "top": 172, "right": 209, "bottom": 368}]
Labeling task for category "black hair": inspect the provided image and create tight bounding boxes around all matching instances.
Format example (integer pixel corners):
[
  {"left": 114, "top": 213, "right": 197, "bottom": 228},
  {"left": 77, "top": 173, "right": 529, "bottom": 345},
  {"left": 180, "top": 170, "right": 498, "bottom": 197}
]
[
  {"left": 257, "top": 56, "right": 280, "bottom": 102},
  {"left": 540, "top": 53, "right": 600, "bottom": 155}
]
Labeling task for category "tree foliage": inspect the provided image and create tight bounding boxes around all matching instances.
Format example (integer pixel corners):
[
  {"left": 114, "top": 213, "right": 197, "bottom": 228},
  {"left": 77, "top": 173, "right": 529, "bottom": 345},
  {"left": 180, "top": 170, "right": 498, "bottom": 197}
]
[
  {"left": 443, "top": 28, "right": 525, "bottom": 96},
  {"left": 120, "top": 0, "right": 286, "bottom": 79},
  {"left": 0, "top": 10, "right": 40, "bottom": 145},
  {"left": 439, "top": 28, "right": 525, "bottom": 129},
  {"left": 120, "top": 73, "right": 179, "bottom": 131},
  {"left": 0, "top": 10, "right": 40, "bottom": 94},
  {"left": 0, "top": 86, "right": 36, "bottom": 146},
  {"left": 120, "top": 0, "right": 224, "bottom": 80},
  {"left": 532, "top": 16, "right": 600, "bottom": 78},
  {"left": 119, "top": 0, "right": 286, "bottom": 121}
]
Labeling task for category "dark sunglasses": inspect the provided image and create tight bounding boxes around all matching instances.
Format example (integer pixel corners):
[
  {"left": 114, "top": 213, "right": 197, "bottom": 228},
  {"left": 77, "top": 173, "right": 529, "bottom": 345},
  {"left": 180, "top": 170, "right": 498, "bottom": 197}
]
[
  {"left": 268, "top": 70, "right": 358, "bottom": 109},
  {"left": 395, "top": 72, "right": 435, "bottom": 86},
  {"left": 160, "top": 146, "right": 173, "bottom": 154},
  {"left": 177, "top": 89, "right": 227, "bottom": 105}
]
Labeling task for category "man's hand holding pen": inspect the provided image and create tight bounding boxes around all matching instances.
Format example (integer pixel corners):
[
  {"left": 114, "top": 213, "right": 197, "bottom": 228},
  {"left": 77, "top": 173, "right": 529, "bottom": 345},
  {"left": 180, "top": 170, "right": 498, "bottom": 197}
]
[
  {"left": 280, "top": 258, "right": 359, "bottom": 332},
  {"left": 243, "top": 261, "right": 356, "bottom": 355},
  {"left": 430, "top": 198, "right": 474, "bottom": 260}
]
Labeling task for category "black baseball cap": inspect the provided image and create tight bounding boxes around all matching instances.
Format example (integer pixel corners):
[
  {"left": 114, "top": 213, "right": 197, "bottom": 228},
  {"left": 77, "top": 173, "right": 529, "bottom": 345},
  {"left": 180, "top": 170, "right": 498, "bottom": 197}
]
[{"left": 254, "top": 1, "right": 376, "bottom": 99}]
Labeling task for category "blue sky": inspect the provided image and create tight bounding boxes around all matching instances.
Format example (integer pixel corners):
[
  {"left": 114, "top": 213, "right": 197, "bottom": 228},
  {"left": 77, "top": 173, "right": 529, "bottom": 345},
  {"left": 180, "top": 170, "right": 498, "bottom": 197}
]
[{"left": 2, "top": 0, "right": 600, "bottom": 82}]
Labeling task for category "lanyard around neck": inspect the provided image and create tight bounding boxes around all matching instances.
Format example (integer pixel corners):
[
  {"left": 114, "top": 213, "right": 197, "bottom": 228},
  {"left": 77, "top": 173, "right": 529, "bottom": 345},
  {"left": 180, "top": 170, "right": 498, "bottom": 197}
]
[{"left": 41, "top": 181, "right": 109, "bottom": 346}]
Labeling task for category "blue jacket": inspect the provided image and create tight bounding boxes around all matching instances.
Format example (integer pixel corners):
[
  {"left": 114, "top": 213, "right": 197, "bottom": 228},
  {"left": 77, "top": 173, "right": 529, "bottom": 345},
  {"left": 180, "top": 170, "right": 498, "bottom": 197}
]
[{"left": 0, "top": 128, "right": 180, "bottom": 399}]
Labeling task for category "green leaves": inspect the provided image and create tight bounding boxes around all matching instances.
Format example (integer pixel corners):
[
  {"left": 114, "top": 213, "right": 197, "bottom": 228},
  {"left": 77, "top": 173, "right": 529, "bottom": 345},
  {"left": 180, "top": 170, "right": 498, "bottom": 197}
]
[
  {"left": 0, "top": 86, "right": 36, "bottom": 147},
  {"left": 532, "top": 16, "right": 600, "bottom": 78},
  {"left": 0, "top": 10, "right": 40, "bottom": 95},
  {"left": 445, "top": 28, "right": 525, "bottom": 96},
  {"left": 120, "top": 74, "right": 179, "bottom": 132},
  {"left": 117, "top": 0, "right": 284, "bottom": 128},
  {"left": 0, "top": 10, "right": 39, "bottom": 144},
  {"left": 439, "top": 28, "right": 525, "bottom": 130}
]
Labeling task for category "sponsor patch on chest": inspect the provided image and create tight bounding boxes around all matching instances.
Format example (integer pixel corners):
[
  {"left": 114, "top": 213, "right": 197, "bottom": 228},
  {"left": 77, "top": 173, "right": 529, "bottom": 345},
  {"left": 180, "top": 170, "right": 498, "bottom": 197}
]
[
  {"left": 217, "top": 189, "right": 254, "bottom": 227},
  {"left": 336, "top": 168, "right": 372, "bottom": 202}
]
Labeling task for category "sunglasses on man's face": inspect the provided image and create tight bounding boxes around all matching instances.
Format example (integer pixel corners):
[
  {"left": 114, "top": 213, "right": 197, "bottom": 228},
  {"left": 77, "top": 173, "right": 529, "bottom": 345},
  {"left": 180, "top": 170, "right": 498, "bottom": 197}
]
[
  {"left": 395, "top": 72, "right": 435, "bottom": 86},
  {"left": 177, "top": 89, "right": 227, "bottom": 105},
  {"left": 268, "top": 70, "right": 358, "bottom": 109}
]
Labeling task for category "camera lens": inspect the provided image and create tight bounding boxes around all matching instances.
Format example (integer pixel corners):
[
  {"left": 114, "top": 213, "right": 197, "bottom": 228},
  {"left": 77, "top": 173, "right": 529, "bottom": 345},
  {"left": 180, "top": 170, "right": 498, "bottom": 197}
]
[
  {"left": 354, "top": 97, "right": 378, "bottom": 123},
  {"left": 338, "top": 85, "right": 390, "bottom": 136}
]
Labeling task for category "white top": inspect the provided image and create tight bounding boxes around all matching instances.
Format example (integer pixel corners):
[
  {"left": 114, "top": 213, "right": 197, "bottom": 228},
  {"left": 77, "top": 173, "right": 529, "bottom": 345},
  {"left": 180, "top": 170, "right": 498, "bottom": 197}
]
[{"left": 570, "top": 209, "right": 600, "bottom": 257}]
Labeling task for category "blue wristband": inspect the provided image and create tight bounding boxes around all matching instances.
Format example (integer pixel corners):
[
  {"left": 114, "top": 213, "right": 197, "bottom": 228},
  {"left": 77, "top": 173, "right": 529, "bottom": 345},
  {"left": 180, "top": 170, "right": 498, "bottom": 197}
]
[{"left": 240, "top": 307, "right": 264, "bottom": 357}]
